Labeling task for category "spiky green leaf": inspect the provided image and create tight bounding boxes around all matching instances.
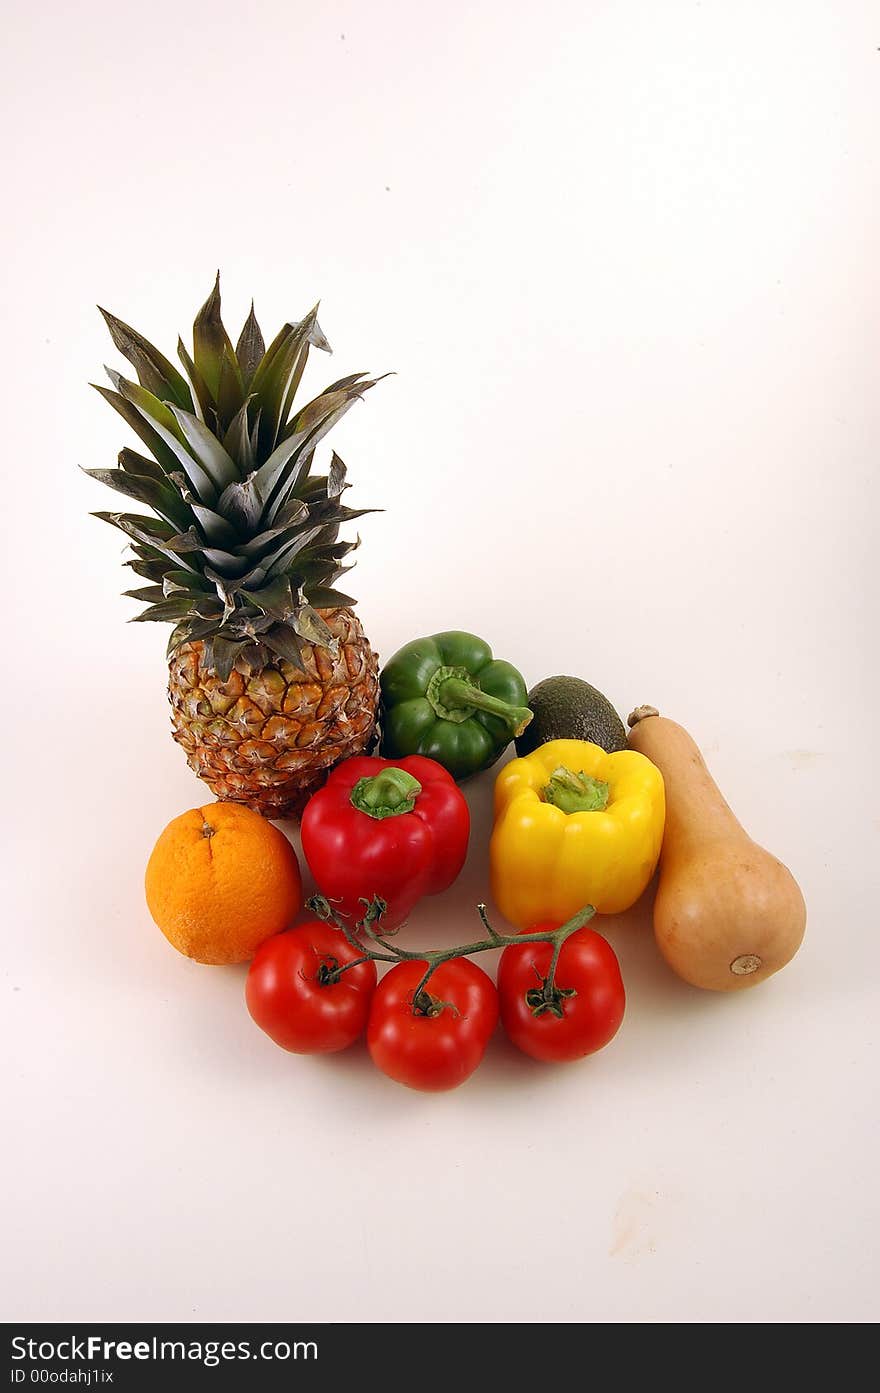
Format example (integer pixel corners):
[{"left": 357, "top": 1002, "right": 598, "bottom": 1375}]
[
  {"left": 249, "top": 425, "right": 323, "bottom": 506},
  {"left": 163, "top": 527, "right": 203, "bottom": 554},
  {"left": 92, "top": 385, "right": 182, "bottom": 475},
  {"left": 125, "top": 557, "right": 167, "bottom": 582},
  {"left": 109, "top": 371, "right": 218, "bottom": 501},
  {"left": 167, "top": 622, "right": 191, "bottom": 656},
  {"left": 282, "top": 374, "right": 383, "bottom": 443},
  {"left": 177, "top": 337, "right": 213, "bottom": 422},
  {"left": 192, "top": 273, "right": 239, "bottom": 400},
  {"left": 132, "top": 596, "right": 219, "bottom": 624},
  {"left": 285, "top": 384, "right": 357, "bottom": 442},
  {"left": 167, "top": 474, "right": 239, "bottom": 547},
  {"left": 276, "top": 328, "right": 336, "bottom": 437},
  {"left": 259, "top": 525, "right": 325, "bottom": 579},
  {"left": 235, "top": 303, "right": 265, "bottom": 388},
  {"left": 233, "top": 505, "right": 308, "bottom": 560},
  {"left": 118, "top": 447, "right": 167, "bottom": 485},
  {"left": 255, "top": 381, "right": 375, "bottom": 525},
  {"left": 249, "top": 408, "right": 262, "bottom": 457},
  {"left": 203, "top": 566, "right": 262, "bottom": 621},
  {"left": 163, "top": 569, "right": 213, "bottom": 595},
  {"left": 222, "top": 398, "right": 256, "bottom": 473},
  {"left": 296, "top": 473, "right": 328, "bottom": 503},
  {"left": 168, "top": 616, "right": 224, "bottom": 657},
  {"left": 208, "top": 635, "right": 240, "bottom": 681},
  {"left": 199, "top": 547, "right": 252, "bottom": 577},
  {"left": 94, "top": 510, "right": 175, "bottom": 540},
  {"left": 229, "top": 561, "right": 269, "bottom": 590},
  {"left": 304, "top": 585, "right": 356, "bottom": 609},
  {"left": 223, "top": 610, "right": 276, "bottom": 639},
  {"left": 215, "top": 345, "right": 246, "bottom": 432},
  {"left": 291, "top": 600, "right": 338, "bottom": 650},
  {"left": 262, "top": 624, "right": 306, "bottom": 669},
  {"left": 94, "top": 511, "right": 202, "bottom": 573},
  {"left": 321, "top": 371, "right": 371, "bottom": 394},
  {"left": 311, "top": 502, "right": 380, "bottom": 528},
  {"left": 271, "top": 496, "right": 311, "bottom": 529},
  {"left": 129, "top": 545, "right": 174, "bottom": 568},
  {"left": 328, "top": 451, "right": 347, "bottom": 498},
  {"left": 263, "top": 382, "right": 381, "bottom": 524},
  {"left": 249, "top": 308, "right": 330, "bottom": 454},
  {"left": 297, "top": 557, "right": 356, "bottom": 587},
  {"left": 99, "top": 306, "right": 193, "bottom": 410},
  {"left": 217, "top": 475, "right": 261, "bottom": 532},
  {"left": 123, "top": 584, "right": 166, "bottom": 603},
  {"left": 240, "top": 574, "right": 295, "bottom": 619},
  {"left": 166, "top": 405, "right": 240, "bottom": 491},
  {"left": 293, "top": 547, "right": 358, "bottom": 588},
  {"left": 81, "top": 466, "right": 193, "bottom": 530},
  {"left": 105, "top": 368, "right": 186, "bottom": 441}
]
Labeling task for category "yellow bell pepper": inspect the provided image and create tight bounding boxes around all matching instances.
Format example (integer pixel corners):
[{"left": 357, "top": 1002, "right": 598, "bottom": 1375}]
[{"left": 490, "top": 738, "right": 665, "bottom": 927}]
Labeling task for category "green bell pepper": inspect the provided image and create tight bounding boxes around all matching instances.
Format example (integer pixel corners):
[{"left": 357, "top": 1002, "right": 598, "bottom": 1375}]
[{"left": 379, "top": 631, "right": 533, "bottom": 780}]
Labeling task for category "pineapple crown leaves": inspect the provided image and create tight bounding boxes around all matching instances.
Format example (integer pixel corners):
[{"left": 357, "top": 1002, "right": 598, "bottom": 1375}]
[{"left": 86, "top": 274, "right": 386, "bottom": 680}]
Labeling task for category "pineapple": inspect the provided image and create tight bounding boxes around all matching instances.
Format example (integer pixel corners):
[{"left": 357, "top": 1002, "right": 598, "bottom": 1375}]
[{"left": 88, "top": 275, "right": 383, "bottom": 818}]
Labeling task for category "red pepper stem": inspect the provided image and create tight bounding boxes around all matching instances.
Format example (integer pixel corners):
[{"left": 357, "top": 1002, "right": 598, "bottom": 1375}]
[
  {"left": 430, "top": 673, "right": 533, "bottom": 737},
  {"left": 349, "top": 767, "right": 422, "bottom": 819}
]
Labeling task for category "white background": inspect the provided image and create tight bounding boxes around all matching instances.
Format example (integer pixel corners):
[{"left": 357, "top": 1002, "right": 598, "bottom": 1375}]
[{"left": 2, "top": 0, "right": 878, "bottom": 1325}]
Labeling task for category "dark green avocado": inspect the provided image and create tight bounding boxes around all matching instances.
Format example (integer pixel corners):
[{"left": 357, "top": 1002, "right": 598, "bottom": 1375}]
[{"left": 515, "top": 675, "right": 628, "bottom": 756}]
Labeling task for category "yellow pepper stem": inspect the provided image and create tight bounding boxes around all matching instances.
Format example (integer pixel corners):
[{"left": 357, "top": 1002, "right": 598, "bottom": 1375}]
[{"left": 541, "top": 766, "right": 610, "bottom": 813}]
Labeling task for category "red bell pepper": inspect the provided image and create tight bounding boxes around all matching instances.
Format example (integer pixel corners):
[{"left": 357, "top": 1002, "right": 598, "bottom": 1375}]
[{"left": 301, "top": 755, "right": 470, "bottom": 929}]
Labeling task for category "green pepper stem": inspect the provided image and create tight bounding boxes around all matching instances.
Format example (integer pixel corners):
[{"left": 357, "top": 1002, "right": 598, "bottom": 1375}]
[
  {"left": 349, "top": 768, "right": 422, "bottom": 819},
  {"left": 434, "top": 676, "right": 533, "bottom": 737},
  {"left": 542, "top": 766, "right": 610, "bottom": 814}
]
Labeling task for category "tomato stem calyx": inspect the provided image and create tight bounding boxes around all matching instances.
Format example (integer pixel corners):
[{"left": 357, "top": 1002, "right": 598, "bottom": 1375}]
[
  {"left": 315, "top": 956, "right": 340, "bottom": 986},
  {"left": 525, "top": 979, "right": 578, "bottom": 1019},
  {"left": 412, "top": 989, "right": 459, "bottom": 1019}
]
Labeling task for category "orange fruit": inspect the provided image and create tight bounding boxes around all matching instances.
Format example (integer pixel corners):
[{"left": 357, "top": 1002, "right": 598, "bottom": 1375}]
[{"left": 145, "top": 803, "right": 302, "bottom": 964}]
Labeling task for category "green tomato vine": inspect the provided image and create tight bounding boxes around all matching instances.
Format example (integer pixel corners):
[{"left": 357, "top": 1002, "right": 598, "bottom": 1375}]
[{"left": 307, "top": 894, "right": 596, "bottom": 1018}]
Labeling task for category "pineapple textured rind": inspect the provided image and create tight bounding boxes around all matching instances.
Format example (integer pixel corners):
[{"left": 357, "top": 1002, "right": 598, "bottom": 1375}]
[{"left": 169, "top": 609, "right": 378, "bottom": 819}]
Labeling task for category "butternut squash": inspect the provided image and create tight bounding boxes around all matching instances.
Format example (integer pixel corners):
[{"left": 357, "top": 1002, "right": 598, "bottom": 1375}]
[{"left": 627, "top": 707, "right": 805, "bottom": 991}]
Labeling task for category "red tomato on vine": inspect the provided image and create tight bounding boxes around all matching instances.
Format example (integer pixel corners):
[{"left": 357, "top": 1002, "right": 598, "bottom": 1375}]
[
  {"left": 367, "top": 958, "right": 499, "bottom": 1091},
  {"left": 498, "top": 924, "right": 624, "bottom": 1062},
  {"left": 246, "top": 922, "right": 377, "bottom": 1054}
]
